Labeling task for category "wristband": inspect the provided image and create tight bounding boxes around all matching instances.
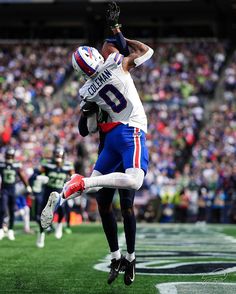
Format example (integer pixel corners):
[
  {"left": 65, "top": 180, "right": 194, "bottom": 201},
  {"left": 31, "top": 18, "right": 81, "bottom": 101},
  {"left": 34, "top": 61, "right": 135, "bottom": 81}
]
[
  {"left": 134, "top": 47, "right": 154, "bottom": 67},
  {"left": 110, "top": 23, "right": 122, "bottom": 30}
]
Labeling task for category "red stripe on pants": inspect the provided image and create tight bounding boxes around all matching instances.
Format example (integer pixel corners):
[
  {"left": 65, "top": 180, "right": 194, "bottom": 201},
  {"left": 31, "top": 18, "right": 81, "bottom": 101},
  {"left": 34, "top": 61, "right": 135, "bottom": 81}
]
[{"left": 134, "top": 128, "right": 140, "bottom": 168}]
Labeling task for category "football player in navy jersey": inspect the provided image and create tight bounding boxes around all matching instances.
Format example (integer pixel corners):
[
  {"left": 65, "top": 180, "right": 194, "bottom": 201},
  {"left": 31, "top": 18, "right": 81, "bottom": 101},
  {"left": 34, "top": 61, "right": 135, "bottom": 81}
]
[
  {"left": 0, "top": 147, "right": 32, "bottom": 241},
  {"left": 36, "top": 146, "right": 74, "bottom": 248}
]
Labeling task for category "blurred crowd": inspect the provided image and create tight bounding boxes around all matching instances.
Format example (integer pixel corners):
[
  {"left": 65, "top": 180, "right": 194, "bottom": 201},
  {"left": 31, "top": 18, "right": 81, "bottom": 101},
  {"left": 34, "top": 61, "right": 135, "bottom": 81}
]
[
  {"left": 133, "top": 41, "right": 226, "bottom": 101},
  {"left": 0, "top": 43, "right": 84, "bottom": 170},
  {"left": 1, "top": 40, "right": 236, "bottom": 225},
  {"left": 140, "top": 44, "right": 236, "bottom": 225}
]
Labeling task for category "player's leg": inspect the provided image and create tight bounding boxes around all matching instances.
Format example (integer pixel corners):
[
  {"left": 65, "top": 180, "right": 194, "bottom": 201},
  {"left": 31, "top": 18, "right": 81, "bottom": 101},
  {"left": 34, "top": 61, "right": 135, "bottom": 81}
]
[
  {"left": 0, "top": 190, "right": 8, "bottom": 240},
  {"left": 116, "top": 127, "right": 145, "bottom": 285},
  {"left": 15, "top": 196, "right": 31, "bottom": 233},
  {"left": 82, "top": 167, "right": 144, "bottom": 192},
  {"left": 101, "top": 126, "right": 147, "bottom": 285},
  {"left": 62, "top": 126, "right": 148, "bottom": 195},
  {"left": 96, "top": 188, "right": 123, "bottom": 284},
  {"left": 40, "top": 170, "right": 102, "bottom": 229},
  {"left": 22, "top": 205, "right": 31, "bottom": 233},
  {"left": 61, "top": 167, "right": 144, "bottom": 198},
  {"left": 35, "top": 193, "right": 43, "bottom": 226},
  {"left": 41, "top": 126, "right": 147, "bottom": 226},
  {"left": 37, "top": 192, "right": 49, "bottom": 248},
  {"left": 8, "top": 193, "right": 16, "bottom": 240},
  {"left": 63, "top": 134, "right": 120, "bottom": 199},
  {"left": 40, "top": 145, "right": 121, "bottom": 230},
  {"left": 55, "top": 205, "right": 65, "bottom": 239},
  {"left": 64, "top": 201, "right": 72, "bottom": 234},
  {"left": 119, "top": 189, "right": 136, "bottom": 285}
]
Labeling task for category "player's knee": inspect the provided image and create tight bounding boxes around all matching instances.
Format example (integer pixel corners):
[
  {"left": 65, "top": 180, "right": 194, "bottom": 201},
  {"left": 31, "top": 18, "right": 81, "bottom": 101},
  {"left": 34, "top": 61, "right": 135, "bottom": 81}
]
[
  {"left": 121, "top": 207, "right": 134, "bottom": 218},
  {"left": 126, "top": 168, "right": 144, "bottom": 190},
  {"left": 129, "top": 177, "right": 142, "bottom": 190}
]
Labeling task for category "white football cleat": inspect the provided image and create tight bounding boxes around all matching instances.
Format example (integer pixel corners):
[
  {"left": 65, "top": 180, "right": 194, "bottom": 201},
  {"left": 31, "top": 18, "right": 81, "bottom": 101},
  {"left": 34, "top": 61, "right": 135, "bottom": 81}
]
[
  {"left": 8, "top": 229, "right": 15, "bottom": 241},
  {"left": 41, "top": 192, "right": 61, "bottom": 229},
  {"left": 36, "top": 232, "right": 45, "bottom": 248},
  {"left": 0, "top": 229, "right": 4, "bottom": 240},
  {"left": 55, "top": 223, "right": 63, "bottom": 239}
]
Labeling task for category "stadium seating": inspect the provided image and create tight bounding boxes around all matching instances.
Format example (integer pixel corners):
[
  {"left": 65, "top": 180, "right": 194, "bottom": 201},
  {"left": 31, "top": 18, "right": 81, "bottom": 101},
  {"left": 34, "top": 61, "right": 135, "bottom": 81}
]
[{"left": 1, "top": 40, "right": 235, "bottom": 224}]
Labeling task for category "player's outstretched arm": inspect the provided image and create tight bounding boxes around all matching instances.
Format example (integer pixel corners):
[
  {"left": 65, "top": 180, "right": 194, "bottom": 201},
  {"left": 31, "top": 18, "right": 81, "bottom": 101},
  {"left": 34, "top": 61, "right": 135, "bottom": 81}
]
[
  {"left": 104, "top": 1, "right": 130, "bottom": 57},
  {"left": 110, "top": 27, "right": 130, "bottom": 57},
  {"left": 122, "top": 39, "right": 154, "bottom": 71}
]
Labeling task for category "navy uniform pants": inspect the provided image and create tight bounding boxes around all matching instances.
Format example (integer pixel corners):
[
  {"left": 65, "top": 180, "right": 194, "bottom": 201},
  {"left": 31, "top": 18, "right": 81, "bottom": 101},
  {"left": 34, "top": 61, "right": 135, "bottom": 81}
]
[{"left": 0, "top": 188, "right": 16, "bottom": 230}]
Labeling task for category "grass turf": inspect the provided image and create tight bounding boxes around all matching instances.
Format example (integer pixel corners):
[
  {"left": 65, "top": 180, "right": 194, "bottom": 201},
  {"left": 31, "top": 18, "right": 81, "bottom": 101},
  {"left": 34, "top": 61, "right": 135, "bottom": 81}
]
[{"left": 1, "top": 223, "right": 236, "bottom": 293}]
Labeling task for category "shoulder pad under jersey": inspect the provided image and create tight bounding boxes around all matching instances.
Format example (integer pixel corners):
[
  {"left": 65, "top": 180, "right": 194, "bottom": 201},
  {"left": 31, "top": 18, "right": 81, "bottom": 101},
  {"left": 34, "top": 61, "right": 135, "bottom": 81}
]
[{"left": 105, "top": 52, "right": 124, "bottom": 67}]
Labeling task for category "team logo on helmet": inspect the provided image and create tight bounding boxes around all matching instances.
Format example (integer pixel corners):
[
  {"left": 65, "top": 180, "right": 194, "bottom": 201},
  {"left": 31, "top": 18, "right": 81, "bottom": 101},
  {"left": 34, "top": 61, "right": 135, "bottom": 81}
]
[{"left": 72, "top": 46, "right": 104, "bottom": 77}]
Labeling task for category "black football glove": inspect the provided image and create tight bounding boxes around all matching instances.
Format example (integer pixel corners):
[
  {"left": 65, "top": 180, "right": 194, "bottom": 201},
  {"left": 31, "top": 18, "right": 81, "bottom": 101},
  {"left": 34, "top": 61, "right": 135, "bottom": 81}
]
[
  {"left": 81, "top": 101, "right": 99, "bottom": 117},
  {"left": 106, "top": 1, "right": 121, "bottom": 29}
]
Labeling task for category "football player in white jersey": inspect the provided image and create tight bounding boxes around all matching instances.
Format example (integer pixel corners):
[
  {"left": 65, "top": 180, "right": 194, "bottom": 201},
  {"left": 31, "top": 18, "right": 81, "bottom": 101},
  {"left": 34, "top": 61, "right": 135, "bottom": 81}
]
[
  {"left": 76, "top": 2, "right": 140, "bottom": 285},
  {"left": 41, "top": 6, "right": 153, "bottom": 224},
  {"left": 64, "top": 37, "right": 153, "bottom": 193},
  {"left": 41, "top": 0, "right": 153, "bottom": 280}
]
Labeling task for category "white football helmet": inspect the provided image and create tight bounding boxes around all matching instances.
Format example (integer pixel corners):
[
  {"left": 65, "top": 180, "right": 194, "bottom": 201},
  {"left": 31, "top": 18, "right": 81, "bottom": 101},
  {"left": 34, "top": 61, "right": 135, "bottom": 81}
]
[{"left": 72, "top": 46, "right": 104, "bottom": 78}]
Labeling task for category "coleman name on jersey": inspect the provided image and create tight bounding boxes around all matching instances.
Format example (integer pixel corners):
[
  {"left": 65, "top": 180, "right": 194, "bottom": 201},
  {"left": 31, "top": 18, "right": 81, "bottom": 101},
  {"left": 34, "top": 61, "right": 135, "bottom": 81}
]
[{"left": 88, "top": 69, "right": 112, "bottom": 95}]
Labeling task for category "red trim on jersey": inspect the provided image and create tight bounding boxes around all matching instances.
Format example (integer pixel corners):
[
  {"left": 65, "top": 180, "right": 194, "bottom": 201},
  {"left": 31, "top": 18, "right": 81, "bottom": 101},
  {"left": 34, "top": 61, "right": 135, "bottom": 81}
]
[
  {"left": 98, "top": 122, "right": 121, "bottom": 133},
  {"left": 134, "top": 128, "right": 141, "bottom": 168}
]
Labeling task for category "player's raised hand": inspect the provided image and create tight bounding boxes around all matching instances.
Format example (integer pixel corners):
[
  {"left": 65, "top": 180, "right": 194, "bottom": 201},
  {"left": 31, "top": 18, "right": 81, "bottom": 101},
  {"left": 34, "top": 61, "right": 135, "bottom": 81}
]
[{"left": 106, "top": 1, "right": 121, "bottom": 29}]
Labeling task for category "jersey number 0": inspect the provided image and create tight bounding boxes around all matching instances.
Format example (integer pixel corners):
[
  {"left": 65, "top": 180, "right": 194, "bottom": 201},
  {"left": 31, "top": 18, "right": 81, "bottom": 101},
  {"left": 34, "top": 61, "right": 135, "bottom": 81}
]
[{"left": 99, "top": 84, "right": 127, "bottom": 113}]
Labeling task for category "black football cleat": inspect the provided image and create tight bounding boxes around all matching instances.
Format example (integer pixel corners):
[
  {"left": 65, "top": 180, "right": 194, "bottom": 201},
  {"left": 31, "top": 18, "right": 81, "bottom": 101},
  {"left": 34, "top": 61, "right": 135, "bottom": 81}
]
[
  {"left": 123, "top": 259, "right": 136, "bottom": 286},
  {"left": 107, "top": 256, "right": 124, "bottom": 284}
]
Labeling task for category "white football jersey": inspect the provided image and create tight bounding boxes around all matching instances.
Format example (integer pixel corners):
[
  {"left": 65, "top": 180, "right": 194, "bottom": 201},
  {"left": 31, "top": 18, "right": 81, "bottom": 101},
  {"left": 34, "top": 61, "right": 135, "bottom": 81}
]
[{"left": 79, "top": 52, "right": 147, "bottom": 133}]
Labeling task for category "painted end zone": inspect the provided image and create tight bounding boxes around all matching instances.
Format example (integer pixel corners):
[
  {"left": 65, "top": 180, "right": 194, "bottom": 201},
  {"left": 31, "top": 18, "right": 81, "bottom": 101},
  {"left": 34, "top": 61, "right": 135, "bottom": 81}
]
[
  {"left": 156, "top": 282, "right": 236, "bottom": 294},
  {"left": 94, "top": 224, "right": 236, "bottom": 276}
]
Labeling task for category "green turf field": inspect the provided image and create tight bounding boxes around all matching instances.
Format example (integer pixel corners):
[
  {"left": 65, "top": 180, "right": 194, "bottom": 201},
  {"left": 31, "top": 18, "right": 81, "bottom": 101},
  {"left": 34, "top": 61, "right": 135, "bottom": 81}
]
[{"left": 1, "top": 223, "right": 236, "bottom": 293}]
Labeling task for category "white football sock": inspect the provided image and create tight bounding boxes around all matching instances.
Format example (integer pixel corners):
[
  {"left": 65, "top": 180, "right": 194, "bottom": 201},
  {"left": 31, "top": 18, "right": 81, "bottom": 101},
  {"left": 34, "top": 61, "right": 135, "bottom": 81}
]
[
  {"left": 59, "top": 194, "right": 66, "bottom": 205},
  {"left": 126, "top": 252, "right": 135, "bottom": 262},
  {"left": 111, "top": 249, "right": 121, "bottom": 260}
]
